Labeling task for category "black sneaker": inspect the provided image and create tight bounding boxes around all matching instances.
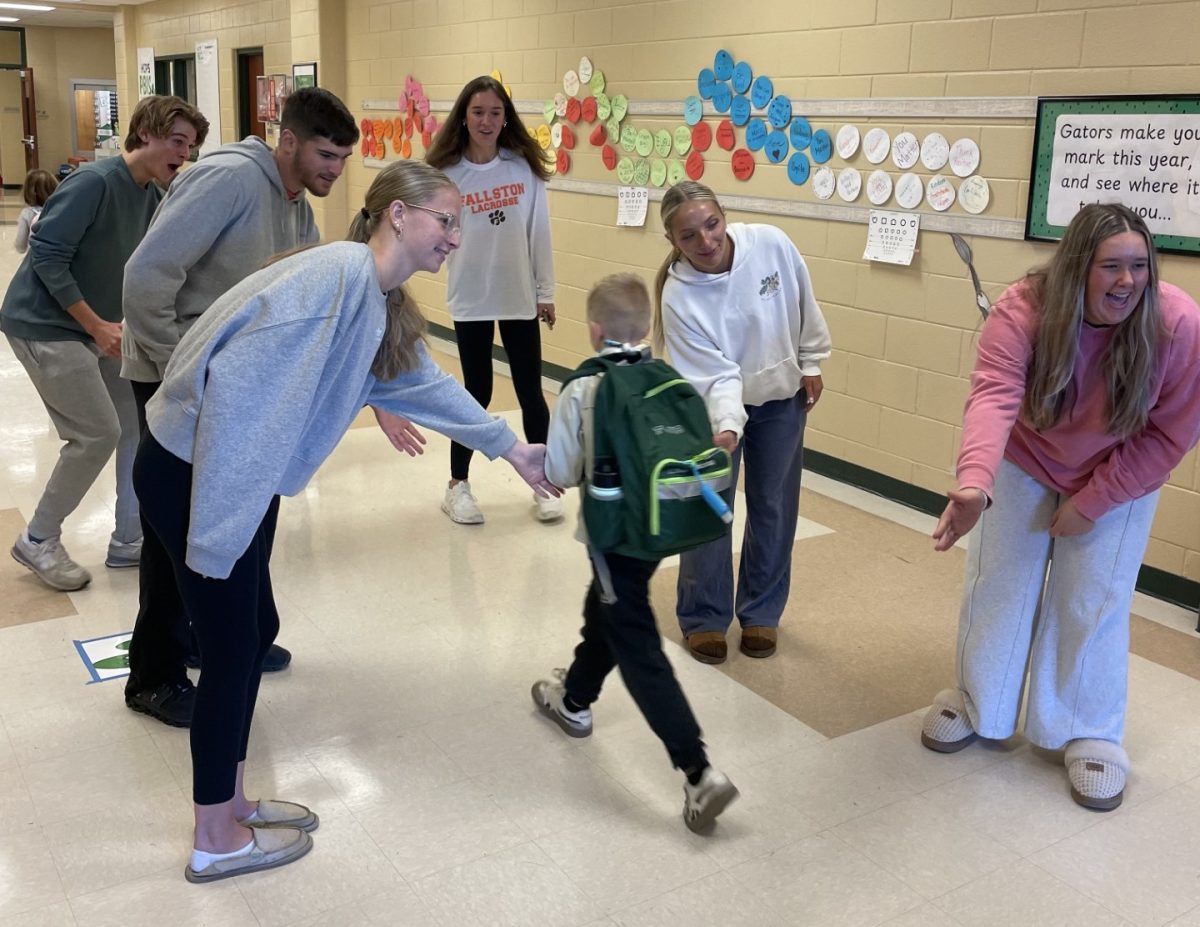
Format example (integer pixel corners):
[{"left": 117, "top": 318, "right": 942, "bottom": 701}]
[
  {"left": 184, "top": 643, "right": 293, "bottom": 673},
  {"left": 125, "top": 680, "right": 195, "bottom": 728}
]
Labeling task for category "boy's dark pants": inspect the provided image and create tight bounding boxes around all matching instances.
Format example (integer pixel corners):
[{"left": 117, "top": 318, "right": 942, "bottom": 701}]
[{"left": 564, "top": 550, "right": 707, "bottom": 771}]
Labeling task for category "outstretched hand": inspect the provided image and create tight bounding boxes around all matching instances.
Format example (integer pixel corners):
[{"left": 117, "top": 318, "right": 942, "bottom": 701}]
[
  {"left": 372, "top": 406, "right": 427, "bottom": 457},
  {"left": 932, "top": 487, "right": 987, "bottom": 552},
  {"left": 502, "top": 441, "right": 561, "bottom": 498}
]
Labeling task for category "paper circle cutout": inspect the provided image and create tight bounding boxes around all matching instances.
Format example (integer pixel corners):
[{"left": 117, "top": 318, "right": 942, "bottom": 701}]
[
  {"left": 958, "top": 175, "right": 990, "bottom": 214},
  {"left": 751, "top": 75, "right": 774, "bottom": 109},
  {"left": 620, "top": 124, "right": 638, "bottom": 153},
  {"left": 866, "top": 170, "right": 892, "bottom": 205},
  {"left": 635, "top": 128, "right": 654, "bottom": 157},
  {"left": 788, "top": 152, "right": 810, "bottom": 185},
  {"left": 712, "top": 83, "right": 732, "bottom": 113},
  {"left": 589, "top": 123, "right": 607, "bottom": 146},
  {"left": 921, "top": 132, "right": 949, "bottom": 170},
  {"left": 812, "top": 166, "right": 835, "bottom": 200},
  {"left": 730, "top": 95, "right": 751, "bottom": 127},
  {"left": 716, "top": 119, "right": 736, "bottom": 151},
  {"left": 683, "top": 95, "right": 704, "bottom": 126},
  {"left": 578, "top": 56, "right": 593, "bottom": 84},
  {"left": 563, "top": 70, "right": 580, "bottom": 98},
  {"left": 551, "top": 123, "right": 563, "bottom": 148},
  {"left": 790, "top": 117, "right": 812, "bottom": 150},
  {"left": 891, "top": 131, "right": 919, "bottom": 169},
  {"left": 605, "top": 117, "right": 620, "bottom": 143},
  {"left": 764, "top": 130, "right": 789, "bottom": 164},
  {"left": 668, "top": 158, "right": 686, "bottom": 186},
  {"left": 611, "top": 95, "right": 629, "bottom": 121},
  {"left": 697, "top": 68, "right": 717, "bottom": 100},
  {"left": 589, "top": 70, "right": 606, "bottom": 94},
  {"left": 692, "top": 122, "right": 713, "bottom": 152},
  {"left": 731, "top": 148, "right": 755, "bottom": 181},
  {"left": 686, "top": 150, "right": 705, "bottom": 180},
  {"left": 633, "top": 159, "right": 651, "bottom": 186},
  {"left": 416, "top": 96, "right": 430, "bottom": 118},
  {"left": 746, "top": 118, "right": 768, "bottom": 151},
  {"left": 950, "top": 137, "right": 980, "bottom": 177},
  {"left": 836, "top": 124, "right": 860, "bottom": 159},
  {"left": 811, "top": 129, "right": 832, "bottom": 163},
  {"left": 674, "top": 125, "right": 692, "bottom": 155},
  {"left": 650, "top": 159, "right": 667, "bottom": 187},
  {"left": 536, "top": 124, "right": 552, "bottom": 150},
  {"left": 896, "top": 172, "right": 923, "bottom": 208},
  {"left": 602, "top": 144, "right": 617, "bottom": 170},
  {"left": 561, "top": 125, "right": 575, "bottom": 150},
  {"left": 731, "top": 61, "right": 752, "bottom": 95},
  {"left": 863, "top": 128, "right": 890, "bottom": 164},
  {"left": 554, "top": 93, "right": 568, "bottom": 118},
  {"left": 565, "top": 98, "right": 581, "bottom": 124},
  {"left": 556, "top": 149, "right": 570, "bottom": 174},
  {"left": 395, "top": 94, "right": 406, "bottom": 115},
  {"left": 767, "top": 95, "right": 792, "bottom": 130},
  {"left": 714, "top": 50, "right": 734, "bottom": 81},
  {"left": 654, "top": 129, "right": 673, "bottom": 158},
  {"left": 616, "top": 157, "right": 635, "bottom": 183},
  {"left": 581, "top": 96, "right": 598, "bottom": 123},
  {"left": 926, "top": 174, "right": 956, "bottom": 211},
  {"left": 837, "top": 167, "right": 862, "bottom": 202},
  {"left": 595, "top": 92, "right": 611, "bottom": 121}
]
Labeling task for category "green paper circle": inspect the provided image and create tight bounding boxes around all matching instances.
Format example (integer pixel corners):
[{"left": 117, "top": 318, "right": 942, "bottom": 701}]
[
  {"left": 589, "top": 70, "right": 605, "bottom": 94},
  {"left": 667, "top": 158, "right": 686, "bottom": 186},
  {"left": 673, "top": 125, "right": 692, "bottom": 155},
  {"left": 650, "top": 158, "right": 667, "bottom": 187},
  {"left": 605, "top": 117, "right": 620, "bottom": 144},
  {"left": 654, "top": 129, "right": 673, "bottom": 158},
  {"left": 632, "top": 159, "right": 651, "bottom": 186},
  {"left": 636, "top": 128, "right": 654, "bottom": 157},
  {"left": 611, "top": 94, "right": 629, "bottom": 121},
  {"left": 594, "top": 92, "right": 611, "bottom": 121},
  {"left": 616, "top": 156, "right": 635, "bottom": 183},
  {"left": 620, "top": 124, "right": 638, "bottom": 153}
]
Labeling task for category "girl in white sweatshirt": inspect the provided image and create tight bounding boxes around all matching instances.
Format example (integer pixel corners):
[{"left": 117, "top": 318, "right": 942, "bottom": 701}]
[{"left": 653, "top": 181, "right": 831, "bottom": 664}]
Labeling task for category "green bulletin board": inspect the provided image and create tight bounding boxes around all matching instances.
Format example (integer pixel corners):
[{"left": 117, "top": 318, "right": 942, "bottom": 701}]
[{"left": 1027, "top": 95, "right": 1200, "bottom": 255}]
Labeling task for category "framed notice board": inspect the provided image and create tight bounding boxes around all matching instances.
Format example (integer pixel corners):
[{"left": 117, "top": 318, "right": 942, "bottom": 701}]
[{"left": 1027, "top": 95, "right": 1200, "bottom": 255}]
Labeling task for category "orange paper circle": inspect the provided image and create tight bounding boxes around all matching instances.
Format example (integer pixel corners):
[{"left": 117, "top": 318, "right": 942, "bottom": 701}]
[
  {"left": 382, "top": 120, "right": 394, "bottom": 139},
  {"left": 371, "top": 120, "right": 385, "bottom": 139},
  {"left": 731, "top": 148, "right": 755, "bottom": 180},
  {"left": 401, "top": 138, "right": 412, "bottom": 159},
  {"left": 391, "top": 135, "right": 401, "bottom": 154},
  {"left": 404, "top": 118, "right": 414, "bottom": 139},
  {"left": 685, "top": 150, "right": 705, "bottom": 180},
  {"left": 716, "top": 119, "right": 735, "bottom": 151}
]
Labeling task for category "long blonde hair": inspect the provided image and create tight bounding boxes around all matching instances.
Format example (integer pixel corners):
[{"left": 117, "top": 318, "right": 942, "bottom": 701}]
[
  {"left": 1022, "top": 203, "right": 1161, "bottom": 437},
  {"left": 651, "top": 181, "right": 725, "bottom": 352},
  {"left": 346, "top": 160, "right": 457, "bottom": 380}
]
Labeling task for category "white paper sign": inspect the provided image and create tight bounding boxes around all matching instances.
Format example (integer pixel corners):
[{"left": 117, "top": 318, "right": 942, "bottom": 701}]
[
  {"left": 137, "top": 47, "right": 155, "bottom": 99},
  {"left": 863, "top": 210, "right": 920, "bottom": 265},
  {"left": 617, "top": 186, "right": 649, "bottom": 226},
  {"left": 195, "top": 38, "right": 222, "bottom": 158}
]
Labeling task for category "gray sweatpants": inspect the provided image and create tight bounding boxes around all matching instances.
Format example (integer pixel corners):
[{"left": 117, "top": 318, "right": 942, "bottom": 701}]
[
  {"left": 956, "top": 458, "right": 1158, "bottom": 749},
  {"left": 7, "top": 335, "right": 140, "bottom": 544}
]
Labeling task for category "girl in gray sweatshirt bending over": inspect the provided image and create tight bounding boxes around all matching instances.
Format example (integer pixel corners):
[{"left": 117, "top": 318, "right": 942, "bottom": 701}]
[{"left": 134, "top": 160, "right": 557, "bottom": 884}]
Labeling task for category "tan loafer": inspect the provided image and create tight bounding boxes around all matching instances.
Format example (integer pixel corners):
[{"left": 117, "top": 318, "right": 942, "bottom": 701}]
[
  {"left": 739, "top": 626, "right": 777, "bottom": 658},
  {"left": 687, "top": 631, "right": 728, "bottom": 664},
  {"left": 184, "top": 826, "right": 313, "bottom": 884}
]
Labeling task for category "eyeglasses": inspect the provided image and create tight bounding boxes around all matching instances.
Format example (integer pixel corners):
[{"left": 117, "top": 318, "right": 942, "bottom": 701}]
[{"left": 402, "top": 202, "right": 462, "bottom": 236}]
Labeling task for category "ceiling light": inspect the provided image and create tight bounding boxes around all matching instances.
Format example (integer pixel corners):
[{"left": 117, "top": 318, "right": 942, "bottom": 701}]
[
  {"left": 0, "top": 2, "right": 52, "bottom": 8},
  {"left": 0, "top": 15, "right": 19, "bottom": 20}
]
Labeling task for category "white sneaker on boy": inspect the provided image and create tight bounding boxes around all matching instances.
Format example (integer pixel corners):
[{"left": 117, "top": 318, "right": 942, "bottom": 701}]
[
  {"left": 682, "top": 767, "right": 739, "bottom": 833},
  {"left": 530, "top": 670, "right": 592, "bottom": 738}
]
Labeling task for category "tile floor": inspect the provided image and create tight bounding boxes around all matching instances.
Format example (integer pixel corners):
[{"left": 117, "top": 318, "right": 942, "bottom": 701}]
[{"left": 1, "top": 221, "right": 1199, "bottom": 926}]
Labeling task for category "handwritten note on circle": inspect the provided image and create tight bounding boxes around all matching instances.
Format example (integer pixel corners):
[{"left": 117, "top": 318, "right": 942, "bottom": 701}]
[
  {"left": 716, "top": 119, "right": 736, "bottom": 151},
  {"left": 650, "top": 159, "right": 667, "bottom": 187},
  {"left": 686, "top": 150, "right": 705, "bottom": 180},
  {"left": 565, "top": 98, "right": 581, "bottom": 124},
  {"left": 896, "top": 172, "right": 923, "bottom": 208},
  {"left": 837, "top": 168, "right": 862, "bottom": 202},
  {"left": 764, "top": 130, "right": 789, "bottom": 164},
  {"left": 812, "top": 166, "right": 835, "bottom": 200},
  {"left": 714, "top": 49, "right": 734, "bottom": 80},
  {"left": 578, "top": 56, "right": 593, "bottom": 84},
  {"left": 611, "top": 95, "right": 629, "bottom": 121},
  {"left": 926, "top": 174, "right": 956, "bottom": 211},
  {"left": 866, "top": 169, "right": 893, "bottom": 205},
  {"left": 602, "top": 144, "right": 617, "bottom": 171},
  {"left": 790, "top": 117, "right": 812, "bottom": 150},
  {"left": 553, "top": 93, "right": 567, "bottom": 118},
  {"left": 683, "top": 95, "right": 704, "bottom": 126},
  {"left": 620, "top": 124, "right": 637, "bottom": 153},
  {"left": 811, "top": 129, "right": 832, "bottom": 163},
  {"left": 595, "top": 93, "right": 611, "bottom": 121},
  {"left": 697, "top": 68, "right": 717, "bottom": 100},
  {"left": 668, "top": 158, "right": 686, "bottom": 186},
  {"left": 655, "top": 129, "right": 673, "bottom": 158},
  {"left": 788, "top": 152, "right": 810, "bottom": 186},
  {"left": 674, "top": 125, "right": 692, "bottom": 155},
  {"left": 563, "top": 70, "right": 579, "bottom": 98},
  {"left": 589, "top": 70, "right": 606, "bottom": 94},
  {"left": 616, "top": 157, "right": 635, "bottom": 184},
  {"left": 949, "top": 137, "right": 980, "bottom": 177},
  {"left": 556, "top": 149, "right": 570, "bottom": 174},
  {"left": 958, "top": 175, "right": 990, "bottom": 214},
  {"left": 732, "top": 148, "right": 755, "bottom": 181},
  {"left": 751, "top": 75, "right": 773, "bottom": 109},
  {"left": 921, "top": 132, "right": 949, "bottom": 171},
  {"left": 836, "top": 124, "right": 860, "bottom": 159},
  {"left": 863, "top": 128, "right": 891, "bottom": 164},
  {"left": 731, "top": 95, "right": 751, "bottom": 127},
  {"left": 635, "top": 129, "right": 653, "bottom": 157},
  {"left": 746, "top": 118, "right": 767, "bottom": 151},
  {"left": 768, "top": 95, "right": 792, "bottom": 129},
  {"left": 581, "top": 97, "right": 597, "bottom": 123},
  {"left": 692, "top": 122, "right": 713, "bottom": 152},
  {"left": 712, "top": 83, "right": 732, "bottom": 114},
  {"left": 731, "top": 61, "right": 752, "bottom": 94},
  {"left": 891, "top": 131, "right": 919, "bottom": 169},
  {"left": 633, "top": 159, "right": 650, "bottom": 186}
]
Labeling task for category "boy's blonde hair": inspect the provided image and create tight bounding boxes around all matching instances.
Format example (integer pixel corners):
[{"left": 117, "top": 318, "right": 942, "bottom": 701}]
[{"left": 587, "top": 273, "right": 651, "bottom": 344}]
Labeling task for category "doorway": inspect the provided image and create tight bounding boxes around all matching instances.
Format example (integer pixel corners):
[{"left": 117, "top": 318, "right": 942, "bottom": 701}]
[{"left": 236, "top": 48, "right": 265, "bottom": 141}]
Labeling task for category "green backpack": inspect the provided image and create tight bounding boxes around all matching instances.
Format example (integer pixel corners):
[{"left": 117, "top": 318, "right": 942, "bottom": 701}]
[{"left": 563, "top": 351, "right": 733, "bottom": 561}]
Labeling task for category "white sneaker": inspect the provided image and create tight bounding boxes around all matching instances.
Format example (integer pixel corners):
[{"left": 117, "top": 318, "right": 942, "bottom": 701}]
[
  {"left": 534, "top": 493, "right": 563, "bottom": 523},
  {"left": 682, "top": 767, "right": 739, "bottom": 833},
  {"left": 530, "top": 669, "right": 592, "bottom": 738},
  {"left": 442, "top": 481, "right": 484, "bottom": 524},
  {"left": 11, "top": 530, "right": 91, "bottom": 591},
  {"left": 105, "top": 537, "right": 143, "bottom": 569}
]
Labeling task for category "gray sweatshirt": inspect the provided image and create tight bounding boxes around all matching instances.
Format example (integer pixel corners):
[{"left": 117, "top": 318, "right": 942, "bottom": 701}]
[
  {"left": 148, "top": 241, "right": 517, "bottom": 579},
  {"left": 121, "top": 136, "right": 319, "bottom": 381}
]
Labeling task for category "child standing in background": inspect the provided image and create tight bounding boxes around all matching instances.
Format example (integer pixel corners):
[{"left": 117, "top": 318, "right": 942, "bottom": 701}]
[{"left": 14, "top": 169, "right": 58, "bottom": 253}]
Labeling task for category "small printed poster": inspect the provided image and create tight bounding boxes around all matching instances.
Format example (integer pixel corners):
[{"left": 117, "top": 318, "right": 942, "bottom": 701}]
[
  {"left": 863, "top": 209, "right": 920, "bottom": 266},
  {"left": 137, "top": 47, "right": 155, "bottom": 98},
  {"left": 616, "top": 186, "right": 649, "bottom": 227}
]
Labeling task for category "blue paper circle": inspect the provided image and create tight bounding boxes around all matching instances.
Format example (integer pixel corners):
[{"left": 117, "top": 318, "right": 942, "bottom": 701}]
[
  {"left": 768, "top": 95, "right": 792, "bottom": 129},
  {"left": 811, "top": 128, "right": 832, "bottom": 163},
  {"left": 683, "top": 95, "right": 703, "bottom": 126},
  {"left": 751, "top": 75, "right": 774, "bottom": 110},
  {"left": 712, "top": 82, "right": 732, "bottom": 114},
  {"left": 745, "top": 118, "right": 767, "bottom": 151},
  {"left": 714, "top": 50, "right": 734, "bottom": 81},
  {"left": 787, "top": 151, "right": 810, "bottom": 185},
  {"left": 731, "top": 61, "right": 752, "bottom": 95},
  {"left": 730, "top": 95, "right": 751, "bottom": 127},
  {"left": 697, "top": 69, "right": 716, "bottom": 101},
  {"left": 790, "top": 116, "right": 812, "bottom": 150},
  {"left": 764, "top": 130, "right": 789, "bottom": 163}
]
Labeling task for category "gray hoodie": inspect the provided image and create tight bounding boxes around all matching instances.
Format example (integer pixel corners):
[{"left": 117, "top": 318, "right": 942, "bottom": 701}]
[{"left": 121, "top": 136, "right": 319, "bottom": 382}]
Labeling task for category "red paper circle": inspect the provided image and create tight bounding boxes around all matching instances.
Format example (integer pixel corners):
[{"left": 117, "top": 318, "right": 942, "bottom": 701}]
[
  {"left": 685, "top": 150, "right": 705, "bottom": 180},
  {"left": 691, "top": 122, "right": 713, "bottom": 152},
  {"left": 716, "top": 119, "right": 735, "bottom": 151},
  {"left": 565, "top": 98, "right": 582, "bottom": 124},
  {"left": 581, "top": 96, "right": 598, "bottom": 123},
  {"left": 360, "top": 118, "right": 371, "bottom": 136},
  {"left": 602, "top": 144, "right": 618, "bottom": 170},
  {"left": 404, "top": 118, "right": 414, "bottom": 139},
  {"left": 421, "top": 132, "right": 432, "bottom": 149},
  {"left": 731, "top": 148, "right": 755, "bottom": 180},
  {"left": 556, "top": 149, "right": 571, "bottom": 174},
  {"left": 360, "top": 137, "right": 371, "bottom": 156},
  {"left": 561, "top": 125, "right": 575, "bottom": 150},
  {"left": 590, "top": 124, "right": 608, "bottom": 146}
]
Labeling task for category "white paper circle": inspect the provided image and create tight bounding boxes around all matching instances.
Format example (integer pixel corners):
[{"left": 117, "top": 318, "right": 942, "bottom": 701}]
[
  {"left": 812, "top": 166, "right": 836, "bottom": 200},
  {"left": 926, "top": 174, "right": 956, "bottom": 211},
  {"left": 578, "top": 56, "right": 593, "bottom": 85},
  {"left": 921, "top": 132, "right": 949, "bottom": 170},
  {"left": 891, "top": 131, "right": 919, "bottom": 169},
  {"left": 866, "top": 170, "right": 893, "bottom": 205},
  {"left": 863, "top": 128, "right": 890, "bottom": 164},
  {"left": 836, "top": 124, "right": 860, "bottom": 159},
  {"left": 837, "top": 167, "right": 862, "bottom": 202},
  {"left": 551, "top": 123, "right": 563, "bottom": 149},
  {"left": 958, "top": 175, "right": 990, "bottom": 214},
  {"left": 563, "top": 70, "right": 580, "bottom": 98},
  {"left": 896, "top": 172, "right": 923, "bottom": 209},
  {"left": 553, "top": 92, "right": 568, "bottom": 118},
  {"left": 950, "top": 138, "right": 981, "bottom": 177}
]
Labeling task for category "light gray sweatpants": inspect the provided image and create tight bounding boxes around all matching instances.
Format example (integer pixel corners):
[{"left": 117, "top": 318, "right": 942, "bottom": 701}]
[
  {"left": 7, "top": 335, "right": 140, "bottom": 545},
  {"left": 956, "top": 458, "right": 1158, "bottom": 749}
]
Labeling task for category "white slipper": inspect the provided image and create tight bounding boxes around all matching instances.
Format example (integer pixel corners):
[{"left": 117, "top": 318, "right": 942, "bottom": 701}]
[
  {"left": 184, "top": 826, "right": 312, "bottom": 883},
  {"left": 1065, "top": 739, "right": 1128, "bottom": 811},
  {"left": 238, "top": 799, "right": 319, "bottom": 833},
  {"left": 921, "top": 688, "right": 977, "bottom": 753}
]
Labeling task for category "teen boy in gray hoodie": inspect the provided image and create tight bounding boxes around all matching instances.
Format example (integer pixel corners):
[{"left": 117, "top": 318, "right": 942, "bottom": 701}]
[{"left": 121, "top": 88, "right": 358, "bottom": 727}]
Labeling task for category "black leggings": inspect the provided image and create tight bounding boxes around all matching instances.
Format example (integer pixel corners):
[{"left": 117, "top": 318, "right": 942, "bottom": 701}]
[
  {"left": 450, "top": 317, "right": 548, "bottom": 480},
  {"left": 133, "top": 434, "right": 281, "bottom": 806}
]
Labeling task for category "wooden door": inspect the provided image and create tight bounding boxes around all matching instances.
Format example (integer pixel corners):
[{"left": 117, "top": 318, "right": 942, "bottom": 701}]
[{"left": 19, "top": 66, "right": 37, "bottom": 170}]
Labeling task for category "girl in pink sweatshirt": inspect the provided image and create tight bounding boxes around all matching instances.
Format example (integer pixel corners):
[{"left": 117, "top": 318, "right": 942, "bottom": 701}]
[{"left": 921, "top": 203, "right": 1200, "bottom": 811}]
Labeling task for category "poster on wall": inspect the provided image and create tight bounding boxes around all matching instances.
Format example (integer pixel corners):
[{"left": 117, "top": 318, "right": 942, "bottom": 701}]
[
  {"left": 292, "top": 62, "right": 316, "bottom": 90},
  {"left": 194, "top": 38, "right": 221, "bottom": 158},
  {"left": 136, "top": 47, "right": 155, "bottom": 98},
  {"left": 1026, "top": 95, "right": 1200, "bottom": 255}
]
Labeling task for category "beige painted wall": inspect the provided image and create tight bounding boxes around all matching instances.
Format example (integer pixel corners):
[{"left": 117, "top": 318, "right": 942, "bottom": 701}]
[
  {"left": 115, "top": 0, "right": 1200, "bottom": 582},
  {"left": 21, "top": 27, "right": 116, "bottom": 176}
]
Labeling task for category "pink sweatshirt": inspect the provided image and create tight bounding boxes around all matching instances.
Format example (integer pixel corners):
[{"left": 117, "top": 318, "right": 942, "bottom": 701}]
[{"left": 956, "top": 279, "right": 1200, "bottom": 521}]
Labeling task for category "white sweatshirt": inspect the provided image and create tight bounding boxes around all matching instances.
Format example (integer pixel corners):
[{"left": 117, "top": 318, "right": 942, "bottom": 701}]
[
  {"left": 661, "top": 223, "right": 831, "bottom": 437},
  {"left": 442, "top": 150, "right": 554, "bottom": 321}
]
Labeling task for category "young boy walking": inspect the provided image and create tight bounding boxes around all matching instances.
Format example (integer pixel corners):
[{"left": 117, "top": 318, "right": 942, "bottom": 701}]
[{"left": 531, "top": 273, "right": 739, "bottom": 833}]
